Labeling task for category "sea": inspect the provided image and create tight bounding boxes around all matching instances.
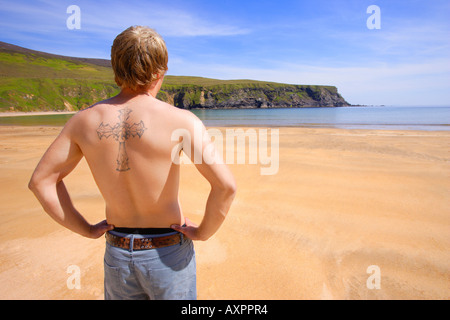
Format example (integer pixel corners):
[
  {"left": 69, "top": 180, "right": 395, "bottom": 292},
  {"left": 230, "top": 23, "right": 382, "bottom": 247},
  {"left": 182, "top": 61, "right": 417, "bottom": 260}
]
[{"left": 0, "top": 106, "right": 449, "bottom": 131}]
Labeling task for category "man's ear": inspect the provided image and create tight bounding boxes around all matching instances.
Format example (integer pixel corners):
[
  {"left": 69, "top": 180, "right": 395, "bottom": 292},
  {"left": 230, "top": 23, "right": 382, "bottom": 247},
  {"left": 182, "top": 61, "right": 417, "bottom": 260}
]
[{"left": 152, "top": 71, "right": 166, "bottom": 81}]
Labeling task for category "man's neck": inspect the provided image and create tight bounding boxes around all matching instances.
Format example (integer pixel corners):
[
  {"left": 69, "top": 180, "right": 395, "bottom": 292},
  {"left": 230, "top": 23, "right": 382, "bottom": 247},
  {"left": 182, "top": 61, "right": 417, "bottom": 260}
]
[
  {"left": 119, "top": 88, "right": 153, "bottom": 99},
  {"left": 119, "top": 76, "right": 164, "bottom": 100},
  {"left": 121, "top": 87, "right": 155, "bottom": 97}
]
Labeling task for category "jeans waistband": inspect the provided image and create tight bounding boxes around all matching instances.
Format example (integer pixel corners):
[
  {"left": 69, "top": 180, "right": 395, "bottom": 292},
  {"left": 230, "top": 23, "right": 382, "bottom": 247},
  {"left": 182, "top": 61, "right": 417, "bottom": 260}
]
[{"left": 113, "top": 227, "right": 176, "bottom": 235}]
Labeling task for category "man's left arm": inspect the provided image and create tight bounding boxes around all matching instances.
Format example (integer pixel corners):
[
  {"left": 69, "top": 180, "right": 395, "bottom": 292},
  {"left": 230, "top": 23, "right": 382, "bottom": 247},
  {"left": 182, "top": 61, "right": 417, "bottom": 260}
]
[{"left": 28, "top": 122, "right": 113, "bottom": 238}]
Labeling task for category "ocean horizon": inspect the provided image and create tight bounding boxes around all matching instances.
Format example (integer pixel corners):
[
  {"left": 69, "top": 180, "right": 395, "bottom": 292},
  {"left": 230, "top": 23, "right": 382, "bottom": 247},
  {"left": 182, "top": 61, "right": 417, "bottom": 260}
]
[
  {"left": 0, "top": 106, "right": 449, "bottom": 131},
  {"left": 192, "top": 106, "right": 450, "bottom": 131}
]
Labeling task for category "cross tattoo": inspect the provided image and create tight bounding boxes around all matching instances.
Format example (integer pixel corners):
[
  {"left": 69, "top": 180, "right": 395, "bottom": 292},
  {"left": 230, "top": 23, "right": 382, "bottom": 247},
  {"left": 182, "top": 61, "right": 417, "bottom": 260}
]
[{"left": 96, "top": 107, "right": 147, "bottom": 171}]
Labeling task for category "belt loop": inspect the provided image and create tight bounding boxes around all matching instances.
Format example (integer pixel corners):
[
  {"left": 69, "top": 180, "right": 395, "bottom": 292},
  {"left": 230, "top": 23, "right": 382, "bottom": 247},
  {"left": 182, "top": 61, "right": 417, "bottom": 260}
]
[
  {"left": 129, "top": 235, "right": 135, "bottom": 252},
  {"left": 180, "top": 233, "right": 183, "bottom": 246}
]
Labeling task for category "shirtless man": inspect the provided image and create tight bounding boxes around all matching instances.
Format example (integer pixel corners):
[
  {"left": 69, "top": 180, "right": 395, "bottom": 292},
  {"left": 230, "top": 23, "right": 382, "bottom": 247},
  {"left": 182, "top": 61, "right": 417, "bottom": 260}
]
[{"left": 28, "top": 26, "right": 236, "bottom": 300}]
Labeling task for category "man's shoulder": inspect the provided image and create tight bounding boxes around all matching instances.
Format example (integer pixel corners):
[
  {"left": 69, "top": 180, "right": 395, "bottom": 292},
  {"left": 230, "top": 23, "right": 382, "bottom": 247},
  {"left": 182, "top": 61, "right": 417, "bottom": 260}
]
[
  {"left": 154, "top": 99, "right": 186, "bottom": 114},
  {"left": 64, "top": 98, "right": 203, "bottom": 133},
  {"left": 79, "top": 99, "right": 110, "bottom": 115},
  {"left": 62, "top": 102, "right": 104, "bottom": 133},
  {"left": 154, "top": 99, "right": 201, "bottom": 125}
]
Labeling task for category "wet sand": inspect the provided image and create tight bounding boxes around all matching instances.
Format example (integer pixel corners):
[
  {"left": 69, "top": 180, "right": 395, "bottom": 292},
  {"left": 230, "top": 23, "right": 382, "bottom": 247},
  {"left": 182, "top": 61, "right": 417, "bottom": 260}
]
[{"left": 0, "top": 125, "right": 449, "bottom": 299}]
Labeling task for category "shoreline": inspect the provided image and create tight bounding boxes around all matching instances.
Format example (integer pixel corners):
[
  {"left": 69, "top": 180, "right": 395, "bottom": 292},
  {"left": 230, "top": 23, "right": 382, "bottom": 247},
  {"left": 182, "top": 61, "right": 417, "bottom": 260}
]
[
  {"left": 1, "top": 108, "right": 449, "bottom": 132},
  {"left": 0, "top": 124, "right": 450, "bottom": 134},
  {"left": 0, "top": 111, "right": 77, "bottom": 117},
  {"left": 0, "top": 123, "right": 448, "bottom": 133},
  {"left": 0, "top": 123, "right": 449, "bottom": 135}
]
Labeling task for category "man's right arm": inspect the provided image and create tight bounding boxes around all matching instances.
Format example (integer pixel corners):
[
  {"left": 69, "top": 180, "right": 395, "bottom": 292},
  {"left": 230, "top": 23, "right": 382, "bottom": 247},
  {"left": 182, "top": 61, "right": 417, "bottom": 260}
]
[
  {"left": 171, "top": 117, "right": 236, "bottom": 241},
  {"left": 28, "top": 119, "right": 114, "bottom": 239}
]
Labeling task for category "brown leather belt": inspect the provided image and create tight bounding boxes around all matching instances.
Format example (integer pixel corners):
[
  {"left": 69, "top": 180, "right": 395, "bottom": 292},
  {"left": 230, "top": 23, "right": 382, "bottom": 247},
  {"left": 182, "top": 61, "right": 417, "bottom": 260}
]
[{"left": 105, "top": 232, "right": 181, "bottom": 250}]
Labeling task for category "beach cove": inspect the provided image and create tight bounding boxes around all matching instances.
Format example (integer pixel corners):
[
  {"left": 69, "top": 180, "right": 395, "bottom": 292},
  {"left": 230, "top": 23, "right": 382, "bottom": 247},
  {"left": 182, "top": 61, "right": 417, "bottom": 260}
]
[{"left": 0, "top": 125, "right": 449, "bottom": 299}]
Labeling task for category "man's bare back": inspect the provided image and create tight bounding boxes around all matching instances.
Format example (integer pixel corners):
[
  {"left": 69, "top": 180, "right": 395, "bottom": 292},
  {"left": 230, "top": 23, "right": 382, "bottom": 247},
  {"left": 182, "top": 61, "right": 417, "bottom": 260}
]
[{"left": 70, "top": 92, "right": 193, "bottom": 228}]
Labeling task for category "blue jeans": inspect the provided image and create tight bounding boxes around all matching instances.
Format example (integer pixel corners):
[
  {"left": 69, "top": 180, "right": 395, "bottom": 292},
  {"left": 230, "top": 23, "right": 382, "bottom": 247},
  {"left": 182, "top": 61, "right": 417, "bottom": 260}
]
[{"left": 104, "top": 230, "right": 197, "bottom": 300}]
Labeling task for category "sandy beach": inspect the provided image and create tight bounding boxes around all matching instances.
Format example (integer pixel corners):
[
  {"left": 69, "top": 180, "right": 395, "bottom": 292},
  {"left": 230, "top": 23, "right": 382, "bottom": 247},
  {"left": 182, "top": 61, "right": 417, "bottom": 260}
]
[{"left": 0, "top": 125, "right": 449, "bottom": 300}]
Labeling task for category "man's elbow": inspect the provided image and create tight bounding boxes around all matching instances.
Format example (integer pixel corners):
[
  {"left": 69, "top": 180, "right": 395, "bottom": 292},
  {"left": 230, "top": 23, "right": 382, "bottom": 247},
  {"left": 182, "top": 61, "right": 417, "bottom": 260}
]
[
  {"left": 28, "top": 175, "right": 45, "bottom": 195},
  {"left": 228, "top": 180, "right": 237, "bottom": 197},
  {"left": 28, "top": 176, "right": 39, "bottom": 194},
  {"left": 221, "top": 179, "right": 237, "bottom": 198}
]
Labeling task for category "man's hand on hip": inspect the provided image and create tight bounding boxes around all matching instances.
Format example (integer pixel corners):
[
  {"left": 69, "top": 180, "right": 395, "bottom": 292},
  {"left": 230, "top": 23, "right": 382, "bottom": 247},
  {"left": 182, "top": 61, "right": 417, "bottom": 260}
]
[
  {"left": 89, "top": 220, "right": 115, "bottom": 239},
  {"left": 171, "top": 218, "right": 206, "bottom": 241}
]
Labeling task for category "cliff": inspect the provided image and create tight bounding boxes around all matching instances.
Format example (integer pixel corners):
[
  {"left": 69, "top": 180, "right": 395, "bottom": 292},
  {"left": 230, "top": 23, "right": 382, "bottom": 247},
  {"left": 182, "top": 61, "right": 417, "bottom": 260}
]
[
  {"left": 0, "top": 41, "right": 350, "bottom": 112},
  {"left": 158, "top": 79, "right": 349, "bottom": 109}
]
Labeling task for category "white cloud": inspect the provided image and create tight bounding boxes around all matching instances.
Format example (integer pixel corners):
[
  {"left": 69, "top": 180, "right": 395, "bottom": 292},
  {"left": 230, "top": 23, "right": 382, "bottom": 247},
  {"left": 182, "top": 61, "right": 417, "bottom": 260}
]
[
  {"left": 0, "top": 1, "right": 250, "bottom": 43},
  {"left": 78, "top": 2, "right": 250, "bottom": 38},
  {"left": 327, "top": 16, "right": 450, "bottom": 61},
  {"left": 0, "top": 1, "right": 251, "bottom": 58}
]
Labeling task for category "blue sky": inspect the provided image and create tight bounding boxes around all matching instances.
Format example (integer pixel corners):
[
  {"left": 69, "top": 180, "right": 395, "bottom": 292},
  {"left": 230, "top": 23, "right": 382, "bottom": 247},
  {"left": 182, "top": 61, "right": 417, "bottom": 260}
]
[{"left": 1, "top": 0, "right": 449, "bottom": 106}]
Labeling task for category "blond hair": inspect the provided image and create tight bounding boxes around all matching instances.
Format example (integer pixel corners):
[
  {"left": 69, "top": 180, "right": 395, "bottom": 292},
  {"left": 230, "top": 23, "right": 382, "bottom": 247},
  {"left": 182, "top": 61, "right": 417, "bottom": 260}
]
[{"left": 111, "top": 26, "right": 168, "bottom": 91}]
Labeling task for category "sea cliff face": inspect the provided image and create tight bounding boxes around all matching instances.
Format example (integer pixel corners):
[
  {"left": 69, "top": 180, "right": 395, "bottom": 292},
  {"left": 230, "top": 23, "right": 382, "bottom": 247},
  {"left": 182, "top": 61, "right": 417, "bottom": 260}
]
[{"left": 157, "top": 83, "right": 349, "bottom": 109}]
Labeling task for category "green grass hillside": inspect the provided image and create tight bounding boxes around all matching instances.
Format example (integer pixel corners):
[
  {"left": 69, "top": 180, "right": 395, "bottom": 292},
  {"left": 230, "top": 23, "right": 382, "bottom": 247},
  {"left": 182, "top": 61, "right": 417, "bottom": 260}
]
[
  {"left": 0, "top": 41, "right": 349, "bottom": 111},
  {"left": 0, "top": 41, "right": 117, "bottom": 111}
]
